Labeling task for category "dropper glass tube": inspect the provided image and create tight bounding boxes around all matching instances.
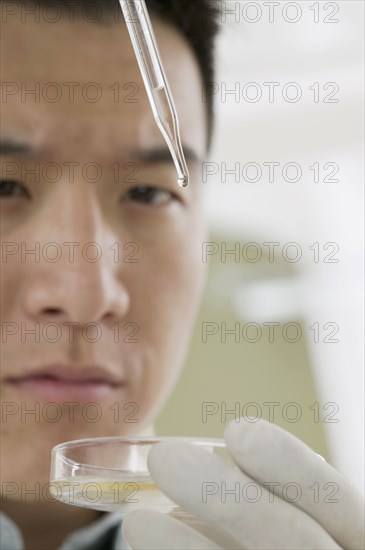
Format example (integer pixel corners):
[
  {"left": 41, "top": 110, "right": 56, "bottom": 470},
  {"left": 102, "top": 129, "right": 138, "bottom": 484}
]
[{"left": 119, "top": 0, "right": 190, "bottom": 187}]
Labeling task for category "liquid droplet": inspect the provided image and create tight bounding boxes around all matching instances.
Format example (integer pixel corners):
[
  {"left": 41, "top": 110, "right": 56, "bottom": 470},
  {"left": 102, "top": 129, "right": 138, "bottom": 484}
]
[{"left": 178, "top": 175, "right": 189, "bottom": 188}]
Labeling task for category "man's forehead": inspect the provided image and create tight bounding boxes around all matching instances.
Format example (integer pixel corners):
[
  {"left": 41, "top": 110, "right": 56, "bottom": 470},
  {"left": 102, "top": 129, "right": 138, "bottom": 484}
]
[
  {"left": 1, "top": 14, "right": 206, "bottom": 160},
  {"left": 1, "top": 12, "right": 200, "bottom": 97},
  {"left": 1, "top": 11, "right": 137, "bottom": 76}
]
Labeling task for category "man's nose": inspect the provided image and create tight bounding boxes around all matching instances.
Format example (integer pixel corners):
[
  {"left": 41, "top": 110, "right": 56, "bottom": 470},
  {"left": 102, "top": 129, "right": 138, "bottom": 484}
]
[
  {"left": 20, "top": 187, "right": 130, "bottom": 325},
  {"left": 22, "top": 264, "right": 130, "bottom": 325}
]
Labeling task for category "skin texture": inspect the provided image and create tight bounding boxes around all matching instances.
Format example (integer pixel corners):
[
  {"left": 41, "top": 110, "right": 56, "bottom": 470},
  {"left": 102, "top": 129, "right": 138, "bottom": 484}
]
[{"left": 0, "top": 11, "right": 207, "bottom": 549}]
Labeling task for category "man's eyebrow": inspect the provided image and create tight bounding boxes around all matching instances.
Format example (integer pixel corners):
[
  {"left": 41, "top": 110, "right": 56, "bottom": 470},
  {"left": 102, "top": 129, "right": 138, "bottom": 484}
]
[
  {"left": 0, "top": 141, "right": 202, "bottom": 164},
  {"left": 129, "top": 145, "right": 201, "bottom": 165},
  {"left": 0, "top": 141, "right": 36, "bottom": 156}
]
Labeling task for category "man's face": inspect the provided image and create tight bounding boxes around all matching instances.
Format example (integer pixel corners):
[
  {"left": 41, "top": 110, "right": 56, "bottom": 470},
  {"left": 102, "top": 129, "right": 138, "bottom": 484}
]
[{"left": 0, "top": 10, "right": 207, "bottom": 486}]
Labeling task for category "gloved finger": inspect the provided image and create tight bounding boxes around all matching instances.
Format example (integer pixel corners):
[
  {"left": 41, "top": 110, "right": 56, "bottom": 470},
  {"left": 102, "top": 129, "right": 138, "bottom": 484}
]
[
  {"left": 225, "top": 418, "right": 364, "bottom": 550},
  {"left": 148, "top": 441, "right": 342, "bottom": 550},
  {"left": 122, "top": 508, "right": 223, "bottom": 550}
]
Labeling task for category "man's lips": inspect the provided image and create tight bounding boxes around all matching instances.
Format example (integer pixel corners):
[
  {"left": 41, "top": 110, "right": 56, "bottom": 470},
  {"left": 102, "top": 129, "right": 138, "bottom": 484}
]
[{"left": 5, "top": 364, "right": 125, "bottom": 402}]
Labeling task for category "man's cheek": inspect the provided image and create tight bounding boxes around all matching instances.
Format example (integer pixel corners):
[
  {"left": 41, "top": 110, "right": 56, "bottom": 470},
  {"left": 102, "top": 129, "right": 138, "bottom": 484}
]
[{"left": 0, "top": 396, "right": 140, "bottom": 437}]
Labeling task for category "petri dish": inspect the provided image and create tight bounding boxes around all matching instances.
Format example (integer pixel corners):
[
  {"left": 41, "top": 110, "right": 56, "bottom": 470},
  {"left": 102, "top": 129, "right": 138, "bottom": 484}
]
[
  {"left": 50, "top": 436, "right": 229, "bottom": 515},
  {"left": 50, "top": 436, "right": 241, "bottom": 548}
]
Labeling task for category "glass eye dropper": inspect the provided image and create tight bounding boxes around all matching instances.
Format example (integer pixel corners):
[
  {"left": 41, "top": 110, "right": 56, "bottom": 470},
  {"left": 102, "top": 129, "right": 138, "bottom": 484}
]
[{"left": 119, "top": 0, "right": 190, "bottom": 188}]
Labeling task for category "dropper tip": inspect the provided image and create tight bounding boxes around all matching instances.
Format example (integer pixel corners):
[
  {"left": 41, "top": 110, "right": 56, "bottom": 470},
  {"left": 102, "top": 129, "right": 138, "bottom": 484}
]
[{"left": 178, "top": 175, "right": 189, "bottom": 188}]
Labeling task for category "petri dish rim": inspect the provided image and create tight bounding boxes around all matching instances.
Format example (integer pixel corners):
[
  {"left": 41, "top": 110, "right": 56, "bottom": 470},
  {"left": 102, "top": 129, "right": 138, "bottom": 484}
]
[{"left": 51, "top": 436, "right": 226, "bottom": 473}]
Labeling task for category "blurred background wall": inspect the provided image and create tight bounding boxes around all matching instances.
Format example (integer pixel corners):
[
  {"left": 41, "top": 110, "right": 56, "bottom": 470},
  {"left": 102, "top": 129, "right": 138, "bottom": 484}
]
[{"left": 155, "top": 0, "right": 364, "bottom": 493}]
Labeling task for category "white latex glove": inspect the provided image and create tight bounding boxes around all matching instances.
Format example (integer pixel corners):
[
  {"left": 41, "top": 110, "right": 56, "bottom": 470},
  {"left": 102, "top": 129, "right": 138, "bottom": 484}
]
[{"left": 122, "top": 419, "right": 364, "bottom": 550}]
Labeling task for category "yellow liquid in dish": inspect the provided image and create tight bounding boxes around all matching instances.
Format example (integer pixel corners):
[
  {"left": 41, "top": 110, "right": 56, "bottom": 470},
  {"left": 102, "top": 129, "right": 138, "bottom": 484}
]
[
  {"left": 51, "top": 477, "right": 174, "bottom": 512},
  {"left": 51, "top": 477, "right": 241, "bottom": 548}
]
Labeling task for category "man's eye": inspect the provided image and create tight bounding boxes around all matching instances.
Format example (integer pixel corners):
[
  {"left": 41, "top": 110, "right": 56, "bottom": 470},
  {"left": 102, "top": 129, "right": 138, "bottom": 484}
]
[
  {"left": 0, "top": 180, "right": 30, "bottom": 198},
  {"left": 122, "top": 185, "right": 174, "bottom": 206}
]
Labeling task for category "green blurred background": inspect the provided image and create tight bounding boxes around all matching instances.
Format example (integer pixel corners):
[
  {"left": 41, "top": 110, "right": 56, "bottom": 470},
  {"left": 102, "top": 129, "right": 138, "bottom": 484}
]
[{"left": 155, "top": 235, "right": 330, "bottom": 460}]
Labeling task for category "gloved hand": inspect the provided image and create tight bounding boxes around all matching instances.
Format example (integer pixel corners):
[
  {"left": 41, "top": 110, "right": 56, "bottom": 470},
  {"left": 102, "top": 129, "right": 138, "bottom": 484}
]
[{"left": 122, "top": 418, "right": 364, "bottom": 549}]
